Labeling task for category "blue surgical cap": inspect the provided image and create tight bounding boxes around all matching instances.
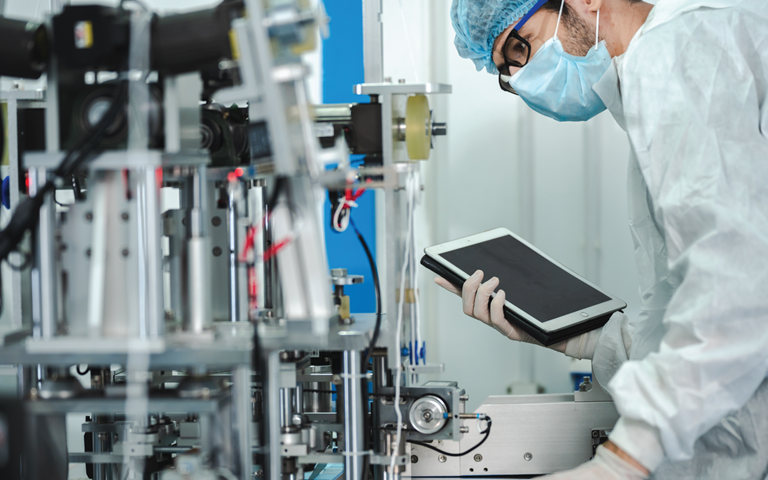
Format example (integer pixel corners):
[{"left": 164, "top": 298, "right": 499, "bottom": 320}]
[{"left": 451, "top": 0, "right": 538, "bottom": 74}]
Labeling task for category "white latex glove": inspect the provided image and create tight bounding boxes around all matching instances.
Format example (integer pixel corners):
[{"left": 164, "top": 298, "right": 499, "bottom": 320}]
[
  {"left": 540, "top": 445, "right": 649, "bottom": 480},
  {"left": 435, "top": 270, "right": 554, "bottom": 347}
]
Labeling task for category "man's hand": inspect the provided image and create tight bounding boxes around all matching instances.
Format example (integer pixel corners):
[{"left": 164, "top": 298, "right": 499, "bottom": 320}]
[
  {"left": 539, "top": 441, "right": 649, "bottom": 479},
  {"left": 434, "top": 270, "right": 539, "bottom": 343}
]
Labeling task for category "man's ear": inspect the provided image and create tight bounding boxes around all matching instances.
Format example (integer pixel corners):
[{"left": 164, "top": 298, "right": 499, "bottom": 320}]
[
  {"left": 569, "top": 0, "right": 603, "bottom": 14},
  {"left": 585, "top": 0, "right": 603, "bottom": 13}
]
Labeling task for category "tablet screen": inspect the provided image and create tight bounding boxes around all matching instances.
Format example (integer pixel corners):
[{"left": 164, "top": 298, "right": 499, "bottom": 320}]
[{"left": 439, "top": 235, "right": 610, "bottom": 322}]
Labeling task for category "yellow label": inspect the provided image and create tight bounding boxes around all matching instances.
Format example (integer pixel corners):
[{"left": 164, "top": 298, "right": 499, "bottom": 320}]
[
  {"left": 74, "top": 21, "right": 93, "bottom": 49},
  {"left": 229, "top": 29, "right": 240, "bottom": 60}
]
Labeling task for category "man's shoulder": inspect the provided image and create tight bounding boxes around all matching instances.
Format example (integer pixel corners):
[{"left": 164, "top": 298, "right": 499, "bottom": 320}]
[{"left": 623, "top": 2, "right": 767, "bottom": 77}]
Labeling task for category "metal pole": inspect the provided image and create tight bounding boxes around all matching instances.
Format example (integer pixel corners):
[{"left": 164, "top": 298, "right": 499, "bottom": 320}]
[
  {"left": 228, "top": 186, "right": 240, "bottom": 322},
  {"left": 342, "top": 350, "right": 364, "bottom": 480},
  {"left": 362, "top": 0, "right": 384, "bottom": 83},
  {"left": 232, "top": 365, "right": 254, "bottom": 480},
  {"left": 5, "top": 97, "right": 24, "bottom": 331},
  {"left": 186, "top": 167, "right": 211, "bottom": 334},
  {"left": 265, "top": 350, "right": 282, "bottom": 480}
]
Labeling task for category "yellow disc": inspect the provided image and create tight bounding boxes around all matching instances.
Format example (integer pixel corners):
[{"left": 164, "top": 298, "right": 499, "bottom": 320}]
[{"left": 405, "top": 95, "right": 432, "bottom": 160}]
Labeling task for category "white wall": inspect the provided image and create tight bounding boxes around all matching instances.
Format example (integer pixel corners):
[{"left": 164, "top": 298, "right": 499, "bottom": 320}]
[{"left": 381, "top": 0, "right": 640, "bottom": 410}]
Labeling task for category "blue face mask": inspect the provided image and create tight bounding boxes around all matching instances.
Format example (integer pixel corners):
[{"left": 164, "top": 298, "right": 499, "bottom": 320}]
[{"left": 508, "top": 2, "right": 612, "bottom": 122}]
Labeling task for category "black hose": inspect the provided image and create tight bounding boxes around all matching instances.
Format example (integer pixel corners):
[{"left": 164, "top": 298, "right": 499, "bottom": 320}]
[
  {"left": 407, "top": 415, "right": 493, "bottom": 457},
  {"left": 351, "top": 218, "right": 382, "bottom": 369},
  {"left": 1, "top": 100, "right": 5, "bottom": 168}
]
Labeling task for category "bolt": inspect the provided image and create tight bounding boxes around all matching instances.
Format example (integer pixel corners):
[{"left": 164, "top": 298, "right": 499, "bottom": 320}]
[
  {"left": 398, "top": 78, "right": 406, "bottom": 84},
  {"left": 213, "top": 246, "right": 223, "bottom": 257},
  {"left": 410, "top": 455, "right": 418, "bottom": 464},
  {"left": 201, "top": 387, "right": 210, "bottom": 399},
  {"left": 592, "top": 430, "right": 600, "bottom": 438},
  {"left": 473, "top": 454, "right": 483, "bottom": 462},
  {"left": 459, "top": 394, "right": 469, "bottom": 402},
  {"left": 438, "top": 455, "right": 447, "bottom": 463},
  {"left": 422, "top": 410, "right": 432, "bottom": 422},
  {"left": 384, "top": 77, "right": 392, "bottom": 83},
  {"left": 85, "top": 212, "right": 93, "bottom": 222},
  {"left": 460, "top": 426, "right": 469, "bottom": 434},
  {"left": 121, "top": 212, "right": 129, "bottom": 221},
  {"left": 212, "top": 216, "right": 222, "bottom": 227},
  {"left": 29, "top": 388, "right": 38, "bottom": 400},
  {"left": 122, "top": 248, "right": 129, "bottom": 257},
  {"left": 524, "top": 452, "right": 533, "bottom": 461}
]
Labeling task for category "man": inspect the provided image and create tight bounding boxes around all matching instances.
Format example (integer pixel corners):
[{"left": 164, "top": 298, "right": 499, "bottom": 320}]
[{"left": 440, "top": 0, "right": 768, "bottom": 478}]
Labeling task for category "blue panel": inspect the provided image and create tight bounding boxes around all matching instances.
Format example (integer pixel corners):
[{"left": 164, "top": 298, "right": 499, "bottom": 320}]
[
  {"left": 322, "top": 0, "right": 376, "bottom": 313},
  {"left": 324, "top": 191, "right": 377, "bottom": 313},
  {"left": 322, "top": 1, "right": 368, "bottom": 105}
]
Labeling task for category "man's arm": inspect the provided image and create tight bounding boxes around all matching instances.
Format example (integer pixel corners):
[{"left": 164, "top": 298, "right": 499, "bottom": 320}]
[{"left": 605, "top": 9, "right": 768, "bottom": 471}]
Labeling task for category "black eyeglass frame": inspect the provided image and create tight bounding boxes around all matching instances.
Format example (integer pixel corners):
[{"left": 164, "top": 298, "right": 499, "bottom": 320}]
[{"left": 498, "top": 29, "right": 532, "bottom": 96}]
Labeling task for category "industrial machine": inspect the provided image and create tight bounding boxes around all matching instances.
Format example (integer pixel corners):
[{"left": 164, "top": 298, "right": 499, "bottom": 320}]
[{"left": 0, "top": 1, "right": 618, "bottom": 479}]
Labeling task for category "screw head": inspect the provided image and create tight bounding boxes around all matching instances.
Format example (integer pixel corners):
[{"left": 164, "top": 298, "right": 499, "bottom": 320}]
[
  {"left": 524, "top": 452, "right": 533, "bottom": 461},
  {"left": 438, "top": 455, "right": 447, "bottom": 463},
  {"left": 410, "top": 455, "right": 418, "bottom": 464},
  {"left": 212, "top": 216, "right": 222, "bottom": 227},
  {"left": 121, "top": 212, "right": 129, "bottom": 221},
  {"left": 85, "top": 212, "right": 93, "bottom": 222},
  {"left": 86, "top": 248, "right": 92, "bottom": 258},
  {"left": 473, "top": 454, "right": 483, "bottom": 462},
  {"left": 213, "top": 246, "right": 223, "bottom": 257},
  {"left": 121, "top": 248, "right": 129, "bottom": 257}
]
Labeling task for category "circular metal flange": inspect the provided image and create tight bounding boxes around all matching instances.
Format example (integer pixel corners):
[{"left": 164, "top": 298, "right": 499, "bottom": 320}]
[{"left": 409, "top": 395, "right": 448, "bottom": 435}]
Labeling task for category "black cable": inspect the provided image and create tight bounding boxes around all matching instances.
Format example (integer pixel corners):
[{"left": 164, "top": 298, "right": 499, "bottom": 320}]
[
  {"left": 71, "top": 174, "right": 84, "bottom": 201},
  {"left": 1, "top": 97, "right": 5, "bottom": 169},
  {"left": 407, "top": 416, "right": 493, "bottom": 457},
  {"left": 0, "top": 78, "right": 129, "bottom": 263},
  {"left": 76, "top": 365, "right": 91, "bottom": 376},
  {"left": 351, "top": 218, "right": 382, "bottom": 369}
]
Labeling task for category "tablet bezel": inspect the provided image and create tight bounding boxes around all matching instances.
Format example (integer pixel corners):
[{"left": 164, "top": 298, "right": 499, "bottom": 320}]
[{"left": 424, "top": 227, "right": 626, "bottom": 333}]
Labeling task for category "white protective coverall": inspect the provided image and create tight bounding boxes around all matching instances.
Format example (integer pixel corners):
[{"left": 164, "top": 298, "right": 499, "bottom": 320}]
[{"left": 583, "top": 0, "right": 768, "bottom": 477}]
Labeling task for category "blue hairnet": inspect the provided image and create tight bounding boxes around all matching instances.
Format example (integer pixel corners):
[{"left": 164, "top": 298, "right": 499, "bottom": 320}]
[{"left": 451, "top": 0, "right": 538, "bottom": 74}]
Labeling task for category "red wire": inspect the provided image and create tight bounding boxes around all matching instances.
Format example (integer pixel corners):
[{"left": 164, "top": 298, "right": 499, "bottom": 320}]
[{"left": 263, "top": 237, "right": 291, "bottom": 261}]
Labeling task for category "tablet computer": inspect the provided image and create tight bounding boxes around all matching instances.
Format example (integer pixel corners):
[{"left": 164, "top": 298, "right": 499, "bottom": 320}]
[{"left": 421, "top": 227, "right": 626, "bottom": 346}]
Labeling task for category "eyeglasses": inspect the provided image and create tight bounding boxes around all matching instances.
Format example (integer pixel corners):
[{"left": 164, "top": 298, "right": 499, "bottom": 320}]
[
  {"left": 498, "top": 30, "right": 531, "bottom": 95},
  {"left": 497, "top": 0, "right": 548, "bottom": 95}
]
